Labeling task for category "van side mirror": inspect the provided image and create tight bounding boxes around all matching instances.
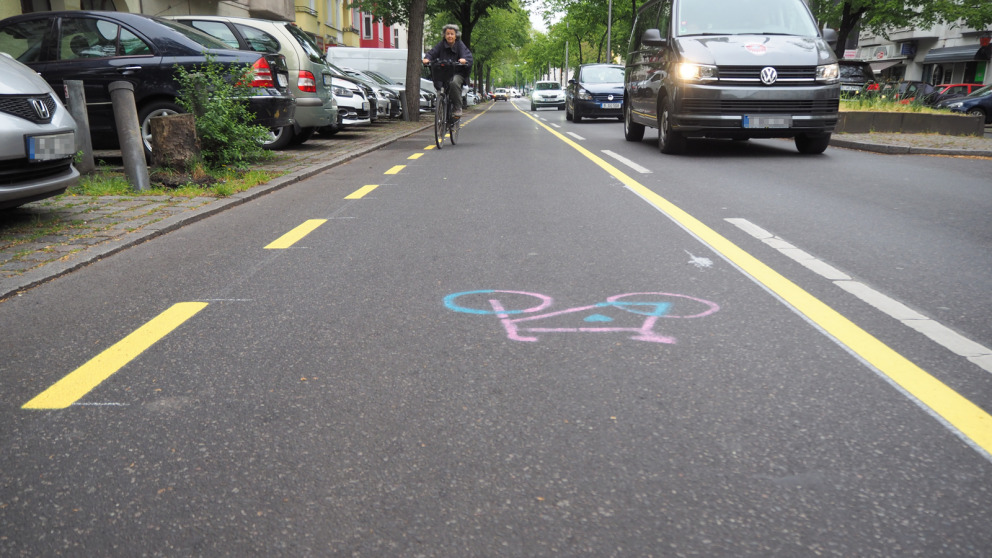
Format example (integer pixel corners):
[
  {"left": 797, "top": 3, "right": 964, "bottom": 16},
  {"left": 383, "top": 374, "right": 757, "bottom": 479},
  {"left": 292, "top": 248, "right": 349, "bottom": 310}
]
[
  {"left": 822, "top": 28, "right": 838, "bottom": 49},
  {"left": 641, "top": 28, "right": 667, "bottom": 47}
]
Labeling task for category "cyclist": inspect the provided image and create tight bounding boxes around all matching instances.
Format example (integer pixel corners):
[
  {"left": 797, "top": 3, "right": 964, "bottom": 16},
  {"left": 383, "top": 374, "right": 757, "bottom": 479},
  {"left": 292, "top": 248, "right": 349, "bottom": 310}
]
[{"left": 422, "top": 24, "right": 473, "bottom": 118}]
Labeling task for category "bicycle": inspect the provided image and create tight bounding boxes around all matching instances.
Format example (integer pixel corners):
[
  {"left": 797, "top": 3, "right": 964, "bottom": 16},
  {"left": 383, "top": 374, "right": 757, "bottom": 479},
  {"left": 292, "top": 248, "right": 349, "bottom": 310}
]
[{"left": 426, "top": 60, "right": 467, "bottom": 149}]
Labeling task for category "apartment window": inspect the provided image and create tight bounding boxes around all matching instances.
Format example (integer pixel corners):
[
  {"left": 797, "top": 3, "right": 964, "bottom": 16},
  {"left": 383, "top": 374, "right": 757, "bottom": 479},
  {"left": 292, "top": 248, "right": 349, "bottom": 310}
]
[
  {"left": 362, "top": 13, "right": 373, "bottom": 39},
  {"left": 393, "top": 28, "right": 399, "bottom": 49}
]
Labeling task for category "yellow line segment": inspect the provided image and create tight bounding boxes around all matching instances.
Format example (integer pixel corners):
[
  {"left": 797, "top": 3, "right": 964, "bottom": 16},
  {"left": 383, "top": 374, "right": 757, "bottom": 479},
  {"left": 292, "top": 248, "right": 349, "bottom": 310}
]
[
  {"left": 23, "top": 302, "right": 208, "bottom": 410},
  {"left": 516, "top": 105, "right": 992, "bottom": 455},
  {"left": 264, "top": 219, "right": 327, "bottom": 249},
  {"left": 385, "top": 165, "right": 405, "bottom": 175},
  {"left": 408, "top": 153, "right": 424, "bottom": 160},
  {"left": 346, "top": 184, "right": 379, "bottom": 199}
]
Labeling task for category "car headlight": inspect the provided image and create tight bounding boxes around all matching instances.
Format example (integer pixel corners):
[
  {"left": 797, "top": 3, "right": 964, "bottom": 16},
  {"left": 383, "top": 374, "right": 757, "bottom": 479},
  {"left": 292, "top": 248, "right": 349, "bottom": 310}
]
[
  {"left": 577, "top": 88, "right": 594, "bottom": 100},
  {"left": 677, "top": 62, "right": 718, "bottom": 81},
  {"left": 332, "top": 85, "right": 354, "bottom": 97},
  {"left": 946, "top": 101, "right": 964, "bottom": 108},
  {"left": 816, "top": 63, "right": 840, "bottom": 83}
]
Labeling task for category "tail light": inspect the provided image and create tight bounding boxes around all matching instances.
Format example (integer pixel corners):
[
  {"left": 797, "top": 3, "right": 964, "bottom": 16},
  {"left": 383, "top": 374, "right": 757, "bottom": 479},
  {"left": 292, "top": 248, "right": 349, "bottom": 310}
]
[
  {"left": 250, "top": 57, "right": 275, "bottom": 88},
  {"left": 298, "top": 70, "right": 317, "bottom": 93}
]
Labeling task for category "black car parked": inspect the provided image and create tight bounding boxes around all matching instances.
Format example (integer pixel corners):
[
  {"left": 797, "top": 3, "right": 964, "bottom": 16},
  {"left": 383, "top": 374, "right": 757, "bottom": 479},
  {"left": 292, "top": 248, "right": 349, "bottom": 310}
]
[
  {"left": 0, "top": 11, "right": 295, "bottom": 156},
  {"left": 838, "top": 60, "right": 877, "bottom": 98},
  {"left": 566, "top": 63, "right": 625, "bottom": 122}
]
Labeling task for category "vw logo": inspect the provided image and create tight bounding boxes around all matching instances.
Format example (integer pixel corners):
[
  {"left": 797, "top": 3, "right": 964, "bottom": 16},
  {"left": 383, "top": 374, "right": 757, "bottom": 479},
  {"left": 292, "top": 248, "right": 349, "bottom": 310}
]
[
  {"left": 30, "top": 98, "right": 50, "bottom": 120},
  {"left": 760, "top": 67, "right": 778, "bottom": 85},
  {"left": 607, "top": 94, "right": 614, "bottom": 101}
]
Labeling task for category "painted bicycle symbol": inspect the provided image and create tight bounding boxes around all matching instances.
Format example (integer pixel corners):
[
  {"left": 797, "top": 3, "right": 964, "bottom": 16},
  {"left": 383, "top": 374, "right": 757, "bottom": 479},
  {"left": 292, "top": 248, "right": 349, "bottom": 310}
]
[{"left": 443, "top": 290, "right": 720, "bottom": 343}]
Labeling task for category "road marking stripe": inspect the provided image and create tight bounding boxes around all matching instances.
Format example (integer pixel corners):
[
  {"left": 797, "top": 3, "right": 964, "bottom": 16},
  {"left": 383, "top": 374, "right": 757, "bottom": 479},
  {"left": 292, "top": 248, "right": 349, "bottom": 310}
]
[
  {"left": 22, "top": 302, "right": 208, "bottom": 410},
  {"left": 602, "top": 150, "right": 652, "bottom": 174},
  {"left": 567, "top": 132, "right": 585, "bottom": 141},
  {"left": 408, "top": 153, "right": 424, "bottom": 160},
  {"left": 345, "top": 184, "right": 379, "bottom": 199},
  {"left": 385, "top": 165, "right": 405, "bottom": 174},
  {"left": 728, "top": 217, "right": 992, "bottom": 373},
  {"left": 264, "top": 219, "right": 327, "bottom": 249},
  {"left": 515, "top": 104, "right": 992, "bottom": 458}
]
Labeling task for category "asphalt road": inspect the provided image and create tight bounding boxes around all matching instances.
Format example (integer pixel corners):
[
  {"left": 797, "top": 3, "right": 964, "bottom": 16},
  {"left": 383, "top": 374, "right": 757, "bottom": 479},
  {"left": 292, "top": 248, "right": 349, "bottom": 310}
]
[{"left": 1, "top": 99, "right": 990, "bottom": 556}]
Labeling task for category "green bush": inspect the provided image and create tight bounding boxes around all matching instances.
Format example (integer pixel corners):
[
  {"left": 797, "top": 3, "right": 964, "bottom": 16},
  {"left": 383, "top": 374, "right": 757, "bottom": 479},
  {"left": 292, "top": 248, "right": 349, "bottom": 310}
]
[{"left": 174, "top": 55, "right": 270, "bottom": 167}]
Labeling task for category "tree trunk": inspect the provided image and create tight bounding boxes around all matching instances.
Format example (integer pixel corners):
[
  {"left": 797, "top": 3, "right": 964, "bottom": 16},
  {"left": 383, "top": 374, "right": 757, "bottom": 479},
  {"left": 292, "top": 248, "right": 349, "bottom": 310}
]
[
  {"left": 149, "top": 113, "right": 199, "bottom": 169},
  {"left": 404, "top": 0, "right": 428, "bottom": 122}
]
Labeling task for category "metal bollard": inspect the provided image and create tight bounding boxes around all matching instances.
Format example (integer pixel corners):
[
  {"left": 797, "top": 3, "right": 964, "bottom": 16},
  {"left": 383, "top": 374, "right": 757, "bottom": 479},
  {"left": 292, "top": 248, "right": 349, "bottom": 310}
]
[
  {"left": 108, "top": 81, "right": 150, "bottom": 192},
  {"left": 64, "top": 80, "right": 95, "bottom": 174}
]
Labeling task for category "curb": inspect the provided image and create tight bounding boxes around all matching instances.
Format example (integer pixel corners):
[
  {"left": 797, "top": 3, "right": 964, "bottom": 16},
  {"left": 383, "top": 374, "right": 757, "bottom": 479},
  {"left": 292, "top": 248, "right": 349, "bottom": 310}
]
[
  {"left": 829, "top": 137, "right": 992, "bottom": 157},
  {"left": 0, "top": 120, "right": 433, "bottom": 301}
]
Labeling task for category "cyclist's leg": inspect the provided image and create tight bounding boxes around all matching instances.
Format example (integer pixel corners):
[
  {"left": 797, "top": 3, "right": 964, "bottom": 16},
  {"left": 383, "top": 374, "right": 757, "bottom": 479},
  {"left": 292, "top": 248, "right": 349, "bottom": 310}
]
[{"left": 450, "top": 75, "right": 465, "bottom": 117}]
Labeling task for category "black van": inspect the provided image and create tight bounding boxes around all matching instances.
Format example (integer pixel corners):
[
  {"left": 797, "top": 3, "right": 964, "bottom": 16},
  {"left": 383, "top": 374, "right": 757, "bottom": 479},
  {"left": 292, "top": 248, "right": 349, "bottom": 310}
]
[{"left": 623, "top": 0, "right": 840, "bottom": 154}]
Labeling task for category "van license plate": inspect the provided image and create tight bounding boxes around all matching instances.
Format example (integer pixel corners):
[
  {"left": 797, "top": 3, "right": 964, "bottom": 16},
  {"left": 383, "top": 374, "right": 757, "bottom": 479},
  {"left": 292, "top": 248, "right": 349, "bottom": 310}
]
[
  {"left": 601, "top": 102, "right": 621, "bottom": 109},
  {"left": 742, "top": 115, "right": 791, "bottom": 129}
]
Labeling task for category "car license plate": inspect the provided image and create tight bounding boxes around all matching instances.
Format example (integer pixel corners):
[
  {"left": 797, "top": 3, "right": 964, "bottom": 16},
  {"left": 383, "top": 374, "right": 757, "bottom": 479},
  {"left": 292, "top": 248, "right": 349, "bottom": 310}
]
[
  {"left": 362, "top": 101, "right": 370, "bottom": 112},
  {"left": 601, "top": 102, "right": 621, "bottom": 109},
  {"left": 742, "top": 115, "right": 791, "bottom": 129},
  {"left": 276, "top": 73, "right": 288, "bottom": 88},
  {"left": 841, "top": 85, "right": 859, "bottom": 92},
  {"left": 27, "top": 132, "right": 75, "bottom": 162}
]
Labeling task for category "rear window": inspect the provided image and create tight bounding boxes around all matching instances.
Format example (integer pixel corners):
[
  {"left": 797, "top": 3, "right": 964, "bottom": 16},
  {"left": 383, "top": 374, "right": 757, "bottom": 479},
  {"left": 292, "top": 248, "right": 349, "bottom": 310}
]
[
  {"left": 156, "top": 18, "right": 231, "bottom": 50},
  {"left": 535, "top": 82, "right": 560, "bottom": 90}
]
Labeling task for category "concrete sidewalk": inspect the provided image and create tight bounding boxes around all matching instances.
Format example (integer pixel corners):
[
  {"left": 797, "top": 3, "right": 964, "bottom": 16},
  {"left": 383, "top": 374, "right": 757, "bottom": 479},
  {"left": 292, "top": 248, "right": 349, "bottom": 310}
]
[{"left": 1, "top": 107, "right": 990, "bottom": 301}]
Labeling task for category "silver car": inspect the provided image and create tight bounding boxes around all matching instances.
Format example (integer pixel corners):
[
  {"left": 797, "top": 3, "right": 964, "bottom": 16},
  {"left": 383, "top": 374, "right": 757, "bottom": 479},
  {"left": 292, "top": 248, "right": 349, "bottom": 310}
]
[{"left": 0, "top": 53, "right": 78, "bottom": 210}]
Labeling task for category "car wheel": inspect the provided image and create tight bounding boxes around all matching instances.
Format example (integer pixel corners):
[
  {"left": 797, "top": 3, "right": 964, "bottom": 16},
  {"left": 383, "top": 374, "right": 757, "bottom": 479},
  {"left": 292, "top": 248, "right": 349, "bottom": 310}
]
[
  {"left": 623, "top": 101, "right": 645, "bottom": 142},
  {"left": 565, "top": 103, "right": 573, "bottom": 121},
  {"left": 138, "top": 100, "right": 184, "bottom": 158},
  {"left": 530, "top": 103, "right": 536, "bottom": 111},
  {"left": 658, "top": 96, "right": 686, "bottom": 154},
  {"left": 573, "top": 105, "right": 583, "bottom": 123},
  {"left": 795, "top": 132, "right": 831, "bottom": 154},
  {"left": 558, "top": 105, "right": 565, "bottom": 111},
  {"left": 289, "top": 127, "right": 315, "bottom": 146},
  {"left": 967, "top": 107, "right": 987, "bottom": 123},
  {"left": 263, "top": 125, "right": 295, "bottom": 150}
]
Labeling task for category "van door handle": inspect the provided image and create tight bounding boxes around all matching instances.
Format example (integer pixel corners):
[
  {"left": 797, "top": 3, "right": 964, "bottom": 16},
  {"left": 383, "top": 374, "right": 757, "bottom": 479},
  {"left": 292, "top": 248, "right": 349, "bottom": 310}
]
[{"left": 118, "top": 66, "right": 142, "bottom": 74}]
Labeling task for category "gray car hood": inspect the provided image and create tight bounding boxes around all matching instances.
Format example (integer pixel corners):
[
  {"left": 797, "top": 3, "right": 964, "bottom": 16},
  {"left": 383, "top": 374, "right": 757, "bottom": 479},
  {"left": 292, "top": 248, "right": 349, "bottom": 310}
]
[
  {"left": 676, "top": 35, "right": 835, "bottom": 66},
  {"left": 0, "top": 53, "right": 53, "bottom": 95}
]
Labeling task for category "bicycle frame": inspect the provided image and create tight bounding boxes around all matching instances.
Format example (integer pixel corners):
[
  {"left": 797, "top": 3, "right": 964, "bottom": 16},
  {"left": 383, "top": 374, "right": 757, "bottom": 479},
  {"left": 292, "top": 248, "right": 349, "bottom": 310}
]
[{"left": 428, "top": 60, "right": 463, "bottom": 149}]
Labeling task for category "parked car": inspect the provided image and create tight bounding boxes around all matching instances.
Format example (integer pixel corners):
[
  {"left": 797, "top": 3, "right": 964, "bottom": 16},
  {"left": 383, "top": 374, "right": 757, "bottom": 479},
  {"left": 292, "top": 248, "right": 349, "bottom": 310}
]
[
  {"left": 936, "top": 83, "right": 992, "bottom": 124},
  {"left": 322, "top": 61, "right": 374, "bottom": 126},
  {"left": 877, "top": 80, "right": 937, "bottom": 104},
  {"left": 493, "top": 88, "right": 510, "bottom": 101},
  {"left": 838, "top": 60, "right": 877, "bottom": 98},
  {"left": 0, "top": 52, "right": 78, "bottom": 210},
  {"left": 623, "top": 0, "right": 840, "bottom": 154},
  {"left": 362, "top": 70, "right": 436, "bottom": 113},
  {"left": 530, "top": 80, "right": 565, "bottom": 111},
  {"left": 167, "top": 15, "right": 337, "bottom": 149},
  {"left": 0, "top": 11, "right": 295, "bottom": 157},
  {"left": 340, "top": 66, "right": 401, "bottom": 118},
  {"left": 566, "top": 63, "right": 625, "bottom": 122},
  {"left": 925, "top": 83, "right": 984, "bottom": 106}
]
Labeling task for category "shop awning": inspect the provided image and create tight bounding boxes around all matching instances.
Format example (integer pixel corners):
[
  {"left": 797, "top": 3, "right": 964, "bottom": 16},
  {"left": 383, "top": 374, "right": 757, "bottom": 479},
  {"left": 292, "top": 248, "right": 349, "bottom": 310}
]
[
  {"left": 870, "top": 59, "right": 904, "bottom": 72},
  {"left": 922, "top": 44, "right": 991, "bottom": 64}
]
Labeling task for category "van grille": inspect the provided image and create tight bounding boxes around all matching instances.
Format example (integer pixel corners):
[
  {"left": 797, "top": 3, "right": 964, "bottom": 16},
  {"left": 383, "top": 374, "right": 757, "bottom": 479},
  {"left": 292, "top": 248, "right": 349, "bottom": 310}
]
[
  {"left": 682, "top": 98, "right": 839, "bottom": 115},
  {"left": 718, "top": 66, "right": 817, "bottom": 83}
]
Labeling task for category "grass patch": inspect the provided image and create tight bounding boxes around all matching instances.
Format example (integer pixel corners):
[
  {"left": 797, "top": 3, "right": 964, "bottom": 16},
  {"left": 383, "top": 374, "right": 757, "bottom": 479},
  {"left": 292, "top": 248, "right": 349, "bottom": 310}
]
[
  {"left": 65, "top": 164, "right": 281, "bottom": 199},
  {"left": 840, "top": 97, "right": 951, "bottom": 114}
]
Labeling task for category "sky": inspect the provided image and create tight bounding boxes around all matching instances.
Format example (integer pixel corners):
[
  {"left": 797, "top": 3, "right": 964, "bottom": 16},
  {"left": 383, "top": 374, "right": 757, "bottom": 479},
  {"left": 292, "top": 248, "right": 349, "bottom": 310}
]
[{"left": 528, "top": 1, "right": 555, "bottom": 33}]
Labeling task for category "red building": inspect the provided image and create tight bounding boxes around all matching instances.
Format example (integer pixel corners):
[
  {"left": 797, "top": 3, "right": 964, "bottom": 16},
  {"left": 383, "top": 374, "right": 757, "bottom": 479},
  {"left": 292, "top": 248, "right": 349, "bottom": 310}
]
[{"left": 356, "top": 10, "right": 400, "bottom": 48}]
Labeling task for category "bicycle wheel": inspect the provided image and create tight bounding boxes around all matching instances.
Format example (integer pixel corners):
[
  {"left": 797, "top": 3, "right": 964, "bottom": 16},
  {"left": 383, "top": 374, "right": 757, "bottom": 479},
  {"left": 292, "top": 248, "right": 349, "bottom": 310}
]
[
  {"left": 450, "top": 112, "right": 459, "bottom": 145},
  {"left": 434, "top": 95, "right": 446, "bottom": 149}
]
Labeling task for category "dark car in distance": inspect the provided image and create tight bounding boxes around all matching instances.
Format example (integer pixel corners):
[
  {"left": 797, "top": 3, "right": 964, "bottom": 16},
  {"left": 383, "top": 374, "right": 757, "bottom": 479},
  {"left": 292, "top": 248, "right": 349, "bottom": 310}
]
[
  {"left": 925, "top": 83, "right": 984, "bottom": 106},
  {"left": 838, "top": 60, "right": 877, "bottom": 97},
  {"left": 936, "top": 83, "right": 992, "bottom": 124},
  {"left": 0, "top": 11, "right": 295, "bottom": 157},
  {"left": 566, "top": 63, "right": 625, "bottom": 122}
]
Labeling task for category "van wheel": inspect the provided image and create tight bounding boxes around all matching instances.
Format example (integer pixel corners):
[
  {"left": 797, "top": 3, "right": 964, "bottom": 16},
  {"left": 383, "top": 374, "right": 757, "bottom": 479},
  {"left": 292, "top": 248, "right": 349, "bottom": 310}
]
[
  {"left": 658, "top": 97, "right": 686, "bottom": 154},
  {"left": 795, "top": 132, "right": 831, "bottom": 154},
  {"left": 624, "top": 102, "right": 644, "bottom": 142}
]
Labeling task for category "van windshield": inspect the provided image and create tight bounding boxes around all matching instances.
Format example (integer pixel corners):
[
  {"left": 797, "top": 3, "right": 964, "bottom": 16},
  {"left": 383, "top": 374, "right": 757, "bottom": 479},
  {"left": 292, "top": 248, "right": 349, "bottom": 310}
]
[{"left": 676, "top": 0, "right": 819, "bottom": 37}]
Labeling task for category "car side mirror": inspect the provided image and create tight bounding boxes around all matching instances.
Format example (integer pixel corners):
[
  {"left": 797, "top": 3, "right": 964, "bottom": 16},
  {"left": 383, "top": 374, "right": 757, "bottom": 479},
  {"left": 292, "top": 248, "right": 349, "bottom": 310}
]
[
  {"left": 822, "top": 28, "right": 838, "bottom": 49},
  {"left": 641, "top": 28, "right": 667, "bottom": 47},
  {"left": 568, "top": 79, "right": 576, "bottom": 85}
]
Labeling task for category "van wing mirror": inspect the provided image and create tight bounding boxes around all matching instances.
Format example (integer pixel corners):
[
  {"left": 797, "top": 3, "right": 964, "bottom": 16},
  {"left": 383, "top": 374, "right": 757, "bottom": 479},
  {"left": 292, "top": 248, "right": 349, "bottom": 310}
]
[
  {"left": 822, "top": 28, "right": 838, "bottom": 49},
  {"left": 641, "top": 28, "right": 667, "bottom": 48}
]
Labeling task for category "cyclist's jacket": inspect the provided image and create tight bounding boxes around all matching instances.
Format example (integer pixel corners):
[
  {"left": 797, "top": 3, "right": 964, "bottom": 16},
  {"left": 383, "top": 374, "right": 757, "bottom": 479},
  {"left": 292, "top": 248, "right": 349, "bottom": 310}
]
[{"left": 424, "top": 39, "right": 473, "bottom": 77}]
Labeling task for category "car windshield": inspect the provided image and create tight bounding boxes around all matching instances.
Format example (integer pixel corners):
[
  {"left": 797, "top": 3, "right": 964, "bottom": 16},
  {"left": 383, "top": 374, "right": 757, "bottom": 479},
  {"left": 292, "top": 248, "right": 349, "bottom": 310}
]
[
  {"left": 967, "top": 84, "right": 992, "bottom": 97},
  {"left": 535, "top": 82, "right": 560, "bottom": 90},
  {"left": 154, "top": 17, "right": 231, "bottom": 50},
  {"left": 580, "top": 66, "right": 624, "bottom": 84},
  {"left": 676, "top": 0, "right": 819, "bottom": 37},
  {"left": 365, "top": 70, "right": 397, "bottom": 85}
]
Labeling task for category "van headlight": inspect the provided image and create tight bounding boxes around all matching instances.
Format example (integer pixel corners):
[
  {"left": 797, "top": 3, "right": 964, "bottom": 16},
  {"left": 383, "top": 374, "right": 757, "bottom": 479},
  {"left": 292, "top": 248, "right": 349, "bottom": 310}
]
[
  {"left": 816, "top": 63, "right": 840, "bottom": 83},
  {"left": 677, "top": 62, "right": 718, "bottom": 81}
]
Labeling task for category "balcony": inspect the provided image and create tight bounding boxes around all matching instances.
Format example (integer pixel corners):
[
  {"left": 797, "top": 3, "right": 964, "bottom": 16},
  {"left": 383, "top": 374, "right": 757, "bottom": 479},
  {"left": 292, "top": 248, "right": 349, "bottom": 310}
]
[{"left": 247, "top": 0, "right": 294, "bottom": 21}]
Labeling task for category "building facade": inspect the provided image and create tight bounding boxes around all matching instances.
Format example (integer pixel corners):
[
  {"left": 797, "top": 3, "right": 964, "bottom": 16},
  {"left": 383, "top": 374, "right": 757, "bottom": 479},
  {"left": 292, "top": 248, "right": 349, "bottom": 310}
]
[{"left": 855, "top": 19, "right": 991, "bottom": 86}]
